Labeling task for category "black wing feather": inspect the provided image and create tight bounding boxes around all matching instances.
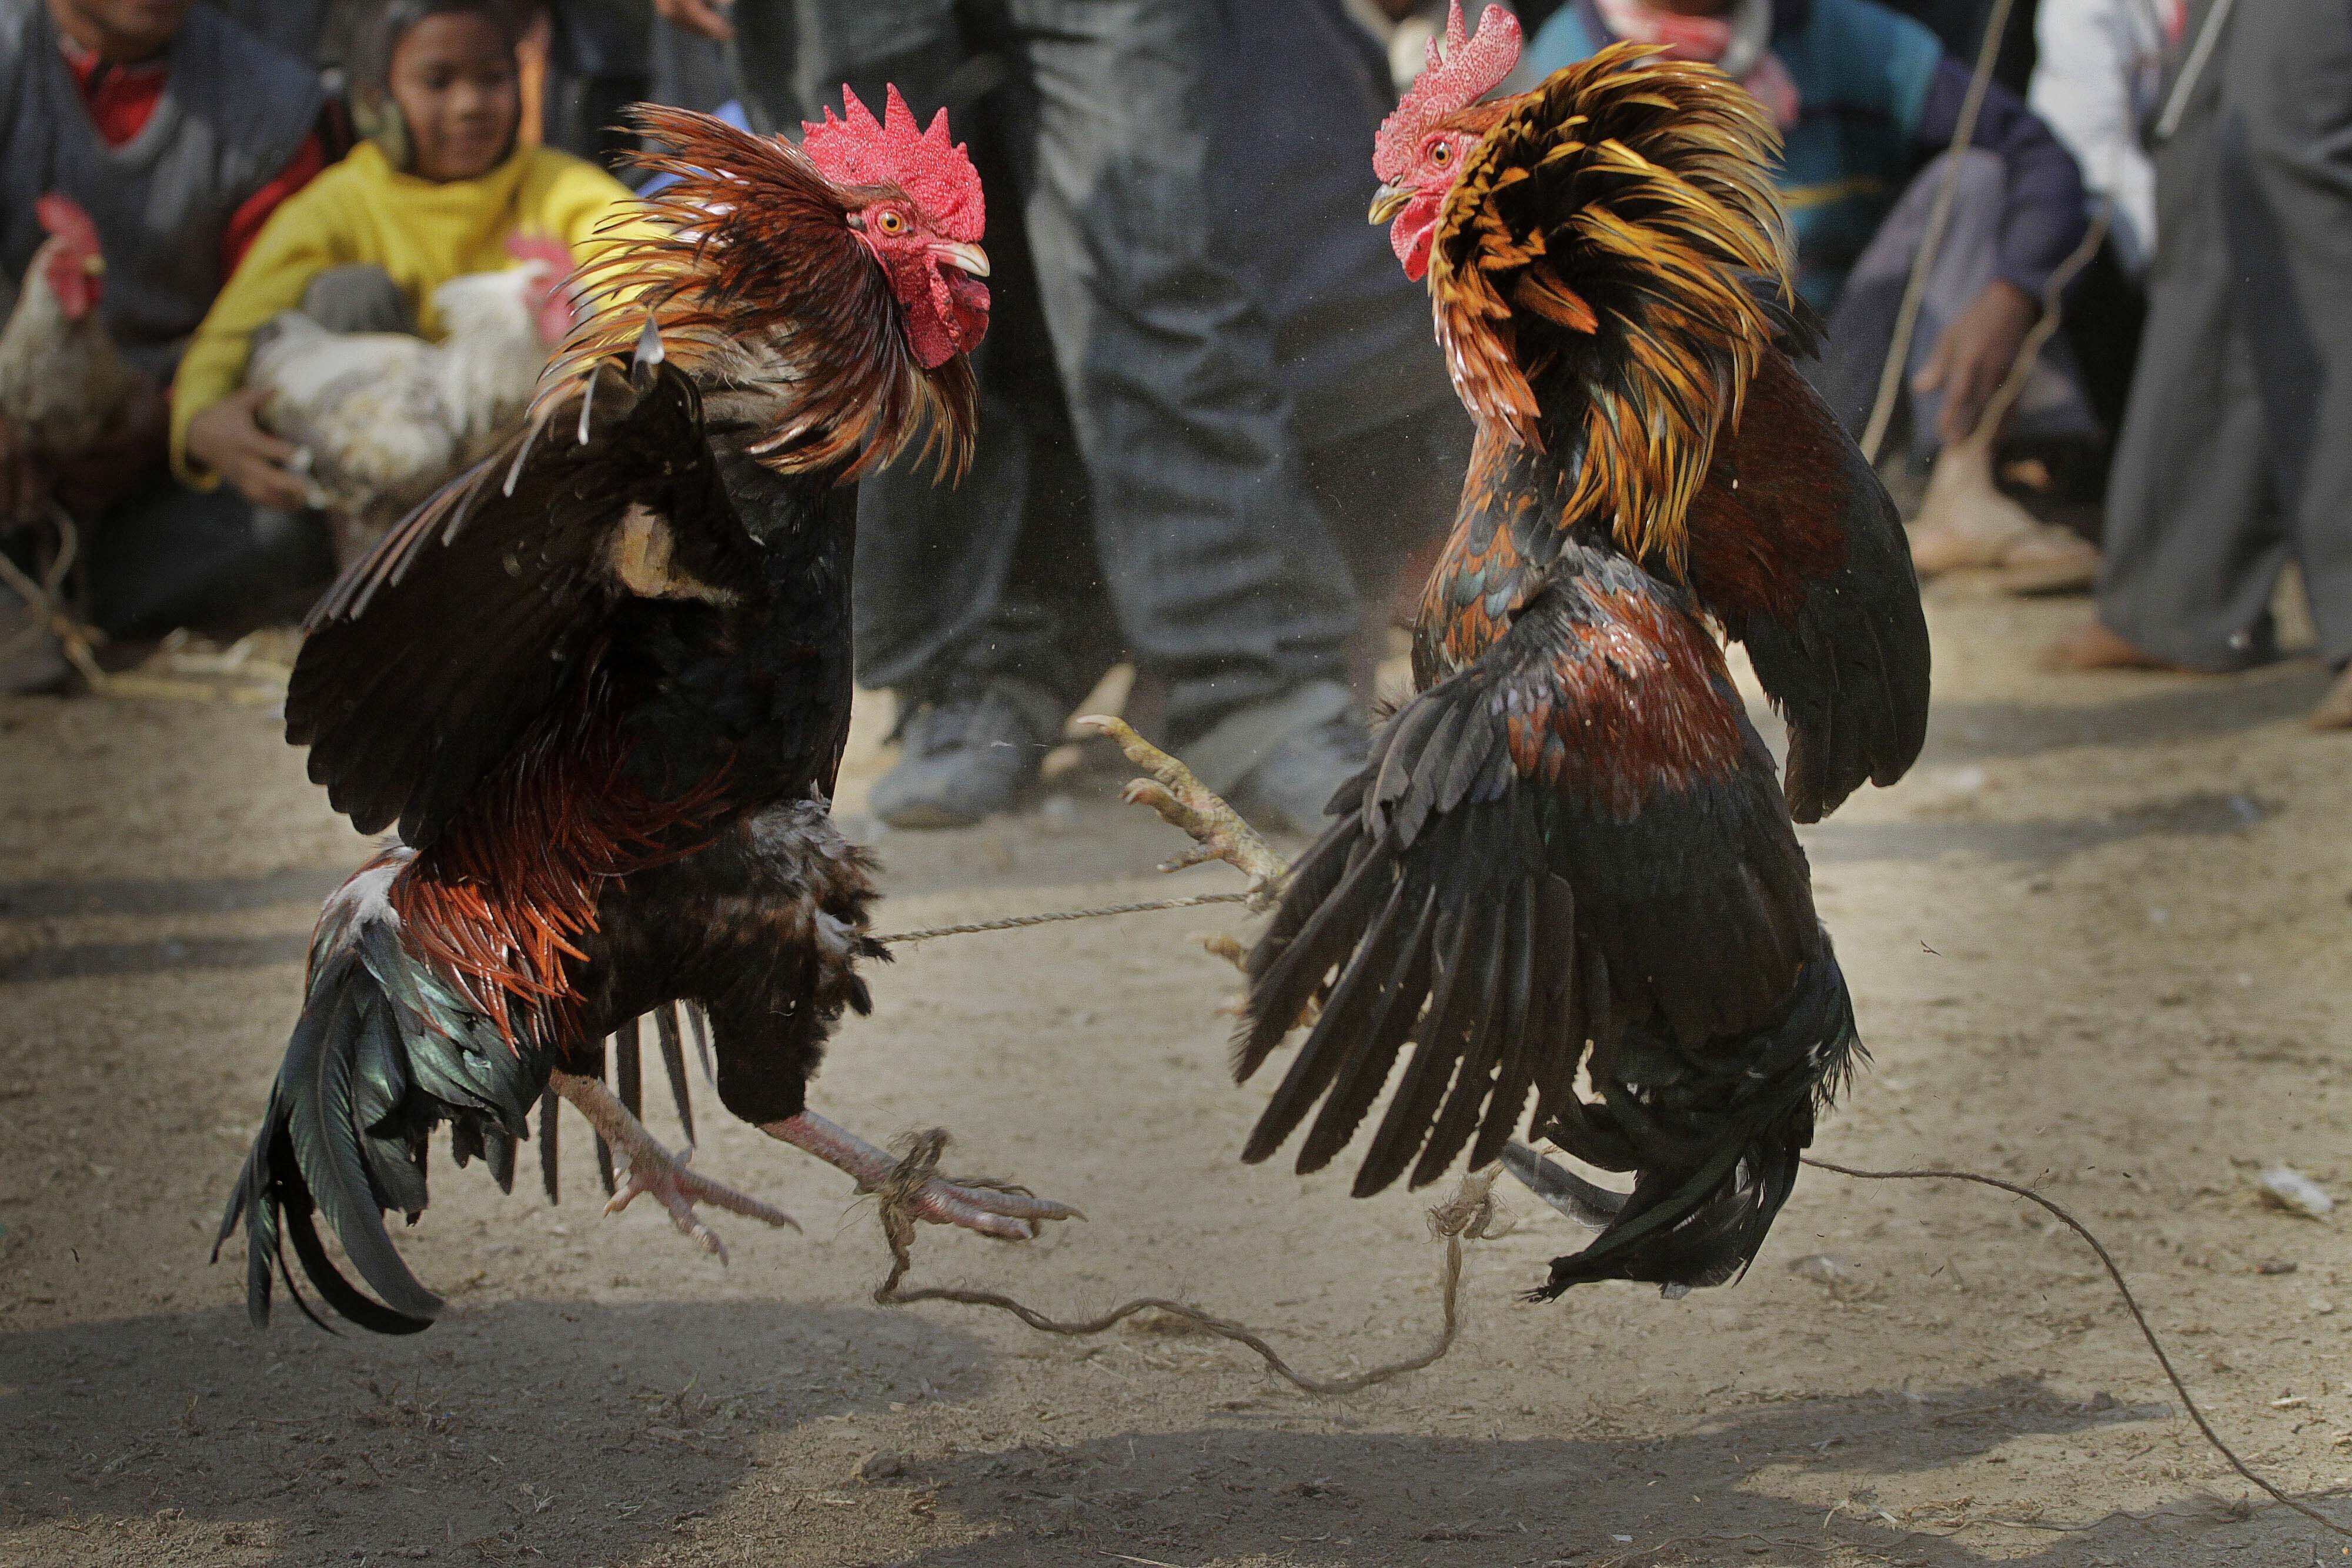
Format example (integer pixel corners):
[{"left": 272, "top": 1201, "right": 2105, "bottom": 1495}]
[
  {"left": 1238, "top": 558, "right": 1850, "bottom": 1292},
  {"left": 286, "top": 359, "right": 767, "bottom": 850}
]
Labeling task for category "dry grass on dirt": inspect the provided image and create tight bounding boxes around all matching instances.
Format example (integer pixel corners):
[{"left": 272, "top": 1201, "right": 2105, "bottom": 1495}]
[{"left": 4, "top": 584, "right": 2351, "bottom": 1567}]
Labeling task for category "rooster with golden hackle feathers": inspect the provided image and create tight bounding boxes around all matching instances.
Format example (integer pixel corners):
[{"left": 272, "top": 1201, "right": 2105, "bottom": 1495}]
[{"left": 1120, "top": 12, "right": 1929, "bottom": 1299}]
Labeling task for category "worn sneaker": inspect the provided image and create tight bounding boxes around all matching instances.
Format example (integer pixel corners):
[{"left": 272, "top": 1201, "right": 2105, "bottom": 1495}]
[
  {"left": 1232, "top": 712, "right": 1369, "bottom": 835},
  {"left": 870, "top": 679, "right": 1064, "bottom": 830}
]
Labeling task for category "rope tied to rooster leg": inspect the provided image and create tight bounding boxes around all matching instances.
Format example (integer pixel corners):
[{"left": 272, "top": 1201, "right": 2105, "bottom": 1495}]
[
  {"left": 869, "top": 1132, "right": 1506, "bottom": 1397},
  {"left": 870, "top": 890, "right": 1256, "bottom": 947},
  {"left": 1805, "top": 1156, "right": 2352, "bottom": 1540}
]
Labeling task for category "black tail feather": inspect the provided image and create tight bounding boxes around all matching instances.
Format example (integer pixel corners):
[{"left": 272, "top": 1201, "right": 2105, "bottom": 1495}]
[
  {"left": 216, "top": 924, "right": 548, "bottom": 1334},
  {"left": 656, "top": 1004, "right": 696, "bottom": 1145},
  {"left": 537, "top": 1086, "right": 560, "bottom": 1203},
  {"left": 616, "top": 1017, "right": 643, "bottom": 1121},
  {"left": 1530, "top": 940, "right": 1862, "bottom": 1297},
  {"left": 215, "top": 953, "right": 443, "bottom": 1332}
]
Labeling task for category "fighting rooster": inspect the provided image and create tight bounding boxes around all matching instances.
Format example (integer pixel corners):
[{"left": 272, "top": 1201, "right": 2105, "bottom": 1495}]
[
  {"left": 1119, "top": 15, "right": 1928, "bottom": 1299},
  {"left": 219, "top": 88, "right": 1072, "bottom": 1335}
]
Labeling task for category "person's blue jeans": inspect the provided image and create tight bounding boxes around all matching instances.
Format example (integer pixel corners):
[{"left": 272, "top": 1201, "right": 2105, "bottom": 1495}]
[{"left": 733, "top": 0, "right": 1364, "bottom": 745}]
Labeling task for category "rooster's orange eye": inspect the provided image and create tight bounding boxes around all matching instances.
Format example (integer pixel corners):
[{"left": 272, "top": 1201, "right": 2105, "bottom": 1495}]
[
  {"left": 876, "top": 210, "right": 908, "bottom": 235},
  {"left": 1429, "top": 141, "right": 1453, "bottom": 166}
]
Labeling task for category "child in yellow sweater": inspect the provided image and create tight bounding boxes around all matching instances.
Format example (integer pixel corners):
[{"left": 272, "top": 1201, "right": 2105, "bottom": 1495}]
[{"left": 178, "top": 0, "right": 635, "bottom": 508}]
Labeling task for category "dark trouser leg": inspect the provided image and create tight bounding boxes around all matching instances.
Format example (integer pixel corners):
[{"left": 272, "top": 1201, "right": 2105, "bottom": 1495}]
[
  {"left": 847, "top": 105, "right": 1107, "bottom": 715},
  {"left": 86, "top": 479, "right": 332, "bottom": 638},
  {"left": 985, "top": 0, "right": 1360, "bottom": 748},
  {"left": 733, "top": 0, "right": 1367, "bottom": 755},
  {"left": 739, "top": 6, "right": 1107, "bottom": 717},
  {"left": 2220, "top": 0, "right": 2352, "bottom": 668},
  {"left": 2097, "top": 325, "right": 2280, "bottom": 670},
  {"left": 1304, "top": 400, "right": 1476, "bottom": 627},
  {"left": 1812, "top": 149, "right": 2098, "bottom": 459}
]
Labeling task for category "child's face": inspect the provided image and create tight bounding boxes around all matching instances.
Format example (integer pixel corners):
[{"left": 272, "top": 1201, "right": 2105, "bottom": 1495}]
[{"left": 389, "top": 13, "right": 520, "bottom": 183}]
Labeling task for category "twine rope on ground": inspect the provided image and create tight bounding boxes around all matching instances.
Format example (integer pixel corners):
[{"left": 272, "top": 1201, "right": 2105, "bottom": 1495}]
[
  {"left": 854, "top": 852, "right": 2342, "bottom": 1530},
  {"left": 866, "top": 1128, "right": 1504, "bottom": 1397},
  {"left": 1804, "top": 1156, "right": 2351, "bottom": 1539},
  {"left": 870, "top": 890, "right": 1256, "bottom": 947}
]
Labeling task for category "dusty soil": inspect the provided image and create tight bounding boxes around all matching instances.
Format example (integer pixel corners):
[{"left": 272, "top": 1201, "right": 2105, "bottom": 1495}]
[{"left": 4, "top": 582, "right": 2351, "bottom": 1568}]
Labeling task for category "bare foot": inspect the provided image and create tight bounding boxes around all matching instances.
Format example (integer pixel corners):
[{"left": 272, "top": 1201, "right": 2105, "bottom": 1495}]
[
  {"left": 762, "top": 1110, "right": 1083, "bottom": 1240},
  {"left": 2042, "top": 621, "right": 2177, "bottom": 673},
  {"left": 549, "top": 1071, "right": 798, "bottom": 1262},
  {"left": 2311, "top": 664, "right": 2352, "bottom": 731}
]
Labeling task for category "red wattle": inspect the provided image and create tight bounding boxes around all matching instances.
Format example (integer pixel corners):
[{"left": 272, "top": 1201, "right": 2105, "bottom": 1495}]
[{"left": 1391, "top": 193, "right": 1442, "bottom": 283}]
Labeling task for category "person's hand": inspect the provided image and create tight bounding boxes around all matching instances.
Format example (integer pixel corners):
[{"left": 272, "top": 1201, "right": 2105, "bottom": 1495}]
[
  {"left": 186, "top": 386, "right": 310, "bottom": 511},
  {"left": 0, "top": 412, "right": 47, "bottom": 525},
  {"left": 1913, "top": 279, "right": 2036, "bottom": 447},
  {"left": 653, "top": 0, "right": 733, "bottom": 41},
  {"left": 49, "top": 375, "right": 167, "bottom": 519}
]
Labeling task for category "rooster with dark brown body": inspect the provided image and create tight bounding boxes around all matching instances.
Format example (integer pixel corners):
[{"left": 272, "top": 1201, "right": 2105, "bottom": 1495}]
[
  {"left": 219, "top": 89, "right": 1073, "bottom": 1335},
  {"left": 1126, "top": 12, "right": 1928, "bottom": 1299}
]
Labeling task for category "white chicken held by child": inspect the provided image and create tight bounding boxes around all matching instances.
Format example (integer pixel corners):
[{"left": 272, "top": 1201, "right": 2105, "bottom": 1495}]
[{"left": 250, "top": 233, "right": 576, "bottom": 558}]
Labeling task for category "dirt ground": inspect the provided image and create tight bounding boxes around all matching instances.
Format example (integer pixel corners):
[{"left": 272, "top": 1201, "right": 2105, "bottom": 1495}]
[{"left": 4, "top": 581, "right": 2351, "bottom": 1568}]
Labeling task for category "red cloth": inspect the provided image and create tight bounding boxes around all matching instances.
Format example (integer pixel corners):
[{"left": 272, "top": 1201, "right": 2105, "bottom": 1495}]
[{"left": 59, "top": 39, "right": 324, "bottom": 276}]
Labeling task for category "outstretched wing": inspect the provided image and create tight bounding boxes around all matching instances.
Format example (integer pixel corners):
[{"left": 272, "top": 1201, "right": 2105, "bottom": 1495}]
[
  {"left": 1240, "top": 547, "right": 1817, "bottom": 1200},
  {"left": 1686, "top": 347, "right": 1931, "bottom": 822},
  {"left": 285, "top": 354, "right": 768, "bottom": 852}
]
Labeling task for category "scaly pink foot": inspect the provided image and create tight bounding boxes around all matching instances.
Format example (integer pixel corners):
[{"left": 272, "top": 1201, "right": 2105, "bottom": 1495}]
[
  {"left": 761, "top": 1110, "right": 1083, "bottom": 1240},
  {"left": 550, "top": 1071, "right": 798, "bottom": 1262}
]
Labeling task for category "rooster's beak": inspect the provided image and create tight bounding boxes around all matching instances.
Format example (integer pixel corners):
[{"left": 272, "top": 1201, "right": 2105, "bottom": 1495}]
[
  {"left": 930, "top": 241, "right": 990, "bottom": 279},
  {"left": 1368, "top": 182, "right": 1412, "bottom": 224}
]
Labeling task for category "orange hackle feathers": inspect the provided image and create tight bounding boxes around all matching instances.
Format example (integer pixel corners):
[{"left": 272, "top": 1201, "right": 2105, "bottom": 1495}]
[
  {"left": 1426, "top": 44, "right": 1795, "bottom": 569},
  {"left": 546, "top": 102, "right": 977, "bottom": 486}
]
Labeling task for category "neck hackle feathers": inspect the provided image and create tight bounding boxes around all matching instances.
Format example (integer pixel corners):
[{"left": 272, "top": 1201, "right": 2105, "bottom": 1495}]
[
  {"left": 1427, "top": 44, "right": 1795, "bottom": 569},
  {"left": 1374, "top": 2, "right": 1524, "bottom": 183},
  {"left": 547, "top": 100, "right": 978, "bottom": 484}
]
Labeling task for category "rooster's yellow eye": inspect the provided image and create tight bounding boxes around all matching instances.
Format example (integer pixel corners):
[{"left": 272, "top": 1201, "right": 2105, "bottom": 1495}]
[
  {"left": 1430, "top": 141, "right": 1452, "bottom": 166},
  {"left": 876, "top": 210, "right": 908, "bottom": 235}
]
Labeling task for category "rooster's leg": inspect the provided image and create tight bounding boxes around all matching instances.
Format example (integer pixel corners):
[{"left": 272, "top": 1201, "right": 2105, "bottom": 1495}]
[
  {"left": 1074, "top": 716, "right": 1288, "bottom": 901},
  {"left": 761, "top": 1111, "right": 1083, "bottom": 1241},
  {"left": 549, "top": 1070, "right": 799, "bottom": 1261}
]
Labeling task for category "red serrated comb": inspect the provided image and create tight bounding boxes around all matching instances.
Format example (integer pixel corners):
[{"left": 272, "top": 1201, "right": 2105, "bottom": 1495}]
[
  {"left": 800, "top": 83, "right": 984, "bottom": 244},
  {"left": 35, "top": 193, "right": 100, "bottom": 258},
  {"left": 1372, "top": 2, "right": 1523, "bottom": 183}
]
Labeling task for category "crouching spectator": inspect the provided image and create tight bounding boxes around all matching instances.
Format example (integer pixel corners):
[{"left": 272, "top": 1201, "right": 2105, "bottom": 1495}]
[
  {"left": 1524, "top": 0, "right": 2097, "bottom": 573},
  {"left": 0, "top": 0, "right": 325, "bottom": 663},
  {"left": 175, "top": 0, "right": 636, "bottom": 567}
]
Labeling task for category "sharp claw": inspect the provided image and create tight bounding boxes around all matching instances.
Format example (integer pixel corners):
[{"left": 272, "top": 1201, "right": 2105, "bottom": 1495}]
[{"left": 933, "top": 1179, "right": 1086, "bottom": 1225}]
